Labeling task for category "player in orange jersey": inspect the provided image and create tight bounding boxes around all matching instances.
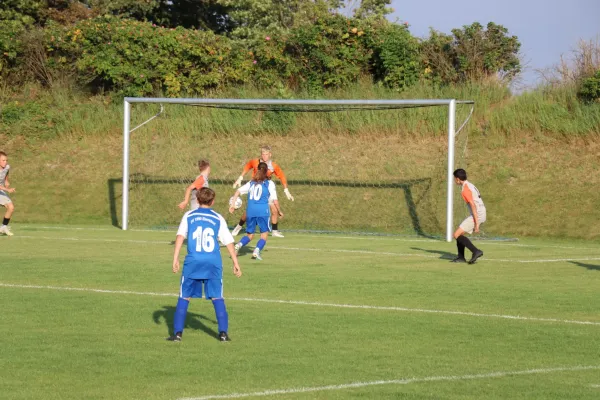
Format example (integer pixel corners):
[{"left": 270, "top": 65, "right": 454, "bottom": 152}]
[
  {"left": 178, "top": 160, "right": 210, "bottom": 210},
  {"left": 231, "top": 145, "right": 292, "bottom": 237},
  {"left": 452, "top": 168, "right": 485, "bottom": 264}
]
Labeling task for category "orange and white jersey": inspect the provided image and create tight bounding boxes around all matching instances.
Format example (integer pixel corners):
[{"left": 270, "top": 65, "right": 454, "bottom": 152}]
[
  {"left": 242, "top": 158, "right": 287, "bottom": 186},
  {"left": 461, "top": 181, "right": 486, "bottom": 220},
  {"left": 190, "top": 174, "right": 209, "bottom": 209}
]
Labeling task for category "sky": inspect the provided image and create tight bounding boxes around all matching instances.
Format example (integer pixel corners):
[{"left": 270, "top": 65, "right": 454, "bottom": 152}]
[{"left": 385, "top": 0, "right": 600, "bottom": 89}]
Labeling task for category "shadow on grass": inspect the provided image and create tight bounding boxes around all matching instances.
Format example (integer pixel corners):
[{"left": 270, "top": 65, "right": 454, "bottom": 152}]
[
  {"left": 108, "top": 175, "right": 434, "bottom": 236},
  {"left": 153, "top": 305, "right": 219, "bottom": 339},
  {"left": 569, "top": 261, "right": 600, "bottom": 271},
  {"left": 410, "top": 247, "right": 455, "bottom": 260}
]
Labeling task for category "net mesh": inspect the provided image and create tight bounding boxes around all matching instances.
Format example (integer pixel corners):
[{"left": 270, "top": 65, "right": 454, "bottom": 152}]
[{"left": 119, "top": 103, "right": 472, "bottom": 238}]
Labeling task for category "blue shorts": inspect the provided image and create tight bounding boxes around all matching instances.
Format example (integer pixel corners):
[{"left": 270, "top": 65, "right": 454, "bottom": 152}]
[
  {"left": 246, "top": 216, "right": 271, "bottom": 234},
  {"left": 179, "top": 275, "right": 223, "bottom": 299}
]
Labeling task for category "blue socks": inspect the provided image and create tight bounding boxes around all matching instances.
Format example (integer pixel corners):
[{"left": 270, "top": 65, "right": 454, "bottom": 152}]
[
  {"left": 212, "top": 298, "right": 228, "bottom": 333},
  {"left": 239, "top": 236, "right": 251, "bottom": 247},
  {"left": 256, "top": 239, "right": 266, "bottom": 251},
  {"left": 173, "top": 297, "right": 189, "bottom": 335}
]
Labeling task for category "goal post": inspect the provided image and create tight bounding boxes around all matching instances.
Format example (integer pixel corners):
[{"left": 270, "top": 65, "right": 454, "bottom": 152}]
[{"left": 122, "top": 97, "right": 473, "bottom": 242}]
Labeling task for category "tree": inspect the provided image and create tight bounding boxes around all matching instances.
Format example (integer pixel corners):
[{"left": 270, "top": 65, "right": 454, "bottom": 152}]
[
  {"left": 353, "top": 0, "right": 392, "bottom": 20},
  {"left": 421, "top": 22, "right": 521, "bottom": 84},
  {"left": 216, "top": 0, "right": 342, "bottom": 38}
]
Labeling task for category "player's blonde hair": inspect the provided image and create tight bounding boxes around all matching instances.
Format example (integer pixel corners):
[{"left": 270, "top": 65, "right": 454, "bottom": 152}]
[
  {"left": 198, "top": 159, "right": 210, "bottom": 172},
  {"left": 260, "top": 145, "right": 271, "bottom": 153},
  {"left": 196, "top": 187, "right": 215, "bottom": 206}
]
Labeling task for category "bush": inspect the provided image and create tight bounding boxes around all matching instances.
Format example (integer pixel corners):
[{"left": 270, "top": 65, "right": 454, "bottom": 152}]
[
  {"left": 578, "top": 70, "right": 600, "bottom": 103},
  {"left": 368, "top": 22, "right": 420, "bottom": 90},
  {"left": 43, "top": 17, "right": 254, "bottom": 96}
]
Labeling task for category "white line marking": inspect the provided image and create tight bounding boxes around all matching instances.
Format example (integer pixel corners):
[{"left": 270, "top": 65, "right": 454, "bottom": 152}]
[
  {"left": 1, "top": 283, "right": 598, "bottom": 326},
  {"left": 590, "top": 384, "right": 600, "bottom": 388},
  {"left": 16, "top": 225, "right": 600, "bottom": 251},
  {"left": 11, "top": 236, "right": 600, "bottom": 264},
  {"left": 177, "top": 365, "right": 600, "bottom": 400}
]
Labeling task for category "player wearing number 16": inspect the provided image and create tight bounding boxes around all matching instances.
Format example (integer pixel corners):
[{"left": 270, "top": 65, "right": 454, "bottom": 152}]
[
  {"left": 229, "top": 162, "right": 282, "bottom": 260},
  {"left": 168, "top": 187, "right": 242, "bottom": 343}
]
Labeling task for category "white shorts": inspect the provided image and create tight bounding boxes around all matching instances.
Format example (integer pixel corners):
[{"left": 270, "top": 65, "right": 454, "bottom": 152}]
[
  {"left": 0, "top": 193, "right": 11, "bottom": 206},
  {"left": 459, "top": 214, "right": 486, "bottom": 234}
]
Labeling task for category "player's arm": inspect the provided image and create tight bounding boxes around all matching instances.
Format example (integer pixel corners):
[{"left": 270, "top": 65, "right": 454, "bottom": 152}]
[
  {"left": 268, "top": 181, "right": 283, "bottom": 217},
  {"left": 462, "top": 187, "right": 480, "bottom": 232},
  {"left": 229, "top": 182, "right": 250, "bottom": 213},
  {"left": 218, "top": 216, "right": 242, "bottom": 277},
  {"left": 178, "top": 176, "right": 204, "bottom": 210},
  {"left": 172, "top": 234, "right": 185, "bottom": 273},
  {"left": 0, "top": 172, "right": 14, "bottom": 193},
  {"left": 173, "top": 214, "right": 189, "bottom": 273},
  {"left": 233, "top": 160, "right": 255, "bottom": 188},
  {"left": 228, "top": 190, "right": 241, "bottom": 214},
  {"left": 273, "top": 163, "right": 294, "bottom": 201},
  {"left": 225, "top": 243, "right": 242, "bottom": 277}
]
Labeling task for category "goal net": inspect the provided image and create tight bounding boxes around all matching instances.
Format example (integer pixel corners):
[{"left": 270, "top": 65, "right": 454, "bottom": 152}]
[{"left": 119, "top": 99, "right": 473, "bottom": 241}]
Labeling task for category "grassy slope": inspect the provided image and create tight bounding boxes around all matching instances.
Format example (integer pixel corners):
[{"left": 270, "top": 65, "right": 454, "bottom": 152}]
[{"left": 1, "top": 82, "right": 599, "bottom": 238}]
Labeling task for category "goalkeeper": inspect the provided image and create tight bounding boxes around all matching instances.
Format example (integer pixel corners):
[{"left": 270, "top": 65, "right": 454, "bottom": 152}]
[{"left": 231, "top": 145, "right": 293, "bottom": 238}]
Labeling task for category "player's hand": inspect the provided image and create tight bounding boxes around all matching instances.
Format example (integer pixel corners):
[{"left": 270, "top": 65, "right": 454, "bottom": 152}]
[
  {"left": 7, "top": 188, "right": 15, "bottom": 193},
  {"left": 284, "top": 188, "right": 294, "bottom": 201},
  {"left": 233, "top": 176, "right": 243, "bottom": 189},
  {"left": 177, "top": 201, "right": 187, "bottom": 210},
  {"left": 172, "top": 259, "right": 180, "bottom": 274},
  {"left": 228, "top": 206, "right": 235, "bottom": 214},
  {"left": 474, "top": 224, "right": 480, "bottom": 233},
  {"left": 232, "top": 263, "right": 242, "bottom": 277},
  {"left": 278, "top": 210, "right": 284, "bottom": 218}
]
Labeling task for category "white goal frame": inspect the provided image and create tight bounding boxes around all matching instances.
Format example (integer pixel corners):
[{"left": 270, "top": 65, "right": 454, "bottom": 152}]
[{"left": 122, "top": 97, "right": 474, "bottom": 241}]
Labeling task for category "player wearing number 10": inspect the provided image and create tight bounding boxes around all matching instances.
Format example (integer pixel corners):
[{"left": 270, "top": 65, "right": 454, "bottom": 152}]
[
  {"left": 168, "top": 187, "right": 242, "bottom": 342},
  {"left": 229, "top": 162, "right": 282, "bottom": 260}
]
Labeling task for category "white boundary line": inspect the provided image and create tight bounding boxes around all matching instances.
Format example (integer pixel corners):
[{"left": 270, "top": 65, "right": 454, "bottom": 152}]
[
  {"left": 14, "top": 225, "right": 600, "bottom": 251},
  {"left": 11, "top": 235, "right": 600, "bottom": 264},
  {"left": 177, "top": 365, "right": 600, "bottom": 400},
  {"left": 1, "top": 283, "right": 598, "bottom": 326}
]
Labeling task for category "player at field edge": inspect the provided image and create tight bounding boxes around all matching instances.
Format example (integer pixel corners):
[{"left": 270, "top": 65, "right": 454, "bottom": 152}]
[
  {"left": 229, "top": 162, "right": 282, "bottom": 261},
  {"left": 231, "top": 145, "right": 292, "bottom": 238},
  {"left": 168, "top": 187, "right": 242, "bottom": 342},
  {"left": 178, "top": 159, "right": 210, "bottom": 210},
  {"left": 452, "top": 168, "right": 485, "bottom": 264},
  {"left": 0, "top": 151, "right": 15, "bottom": 236}
]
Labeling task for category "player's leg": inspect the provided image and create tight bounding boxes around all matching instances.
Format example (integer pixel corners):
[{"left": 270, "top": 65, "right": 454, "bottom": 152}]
[
  {"left": 167, "top": 276, "right": 200, "bottom": 341},
  {"left": 231, "top": 211, "right": 247, "bottom": 236},
  {"left": 0, "top": 196, "right": 14, "bottom": 236},
  {"left": 270, "top": 202, "right": 284, "bottom": 237},
  {"left": 252, "top": 218, "right": 270, "bottom": 260},
  {"left": 235, "top": 218, "right": 256, "bottom": 254},
  {"left": 453, "top": 217, "right": 483, "bottom": 264},
  {"left": 207, "top": 280, "right": 230, "bottom": 341}
]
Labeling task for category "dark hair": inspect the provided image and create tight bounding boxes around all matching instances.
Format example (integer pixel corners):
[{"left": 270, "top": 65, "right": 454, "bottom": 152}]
[
  {"left": 254, "top": 162, "right": 268, "bottom": 183},
  {"left": 453, "top": 169, "right": 467, "bottom": 181},
  {"left": 196, "top": 187, "right": 215, "bottom": 206},
  {"left": 0, "top": 151, "right": 6, "bottom": 157},
  {"left": 198, "top": 159, "right": 210, "bottom": 172}
]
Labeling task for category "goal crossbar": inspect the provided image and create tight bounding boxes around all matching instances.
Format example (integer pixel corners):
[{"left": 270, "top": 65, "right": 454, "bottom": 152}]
[{"left": 122, "top": 98, "right": 474, "bottom": 241}]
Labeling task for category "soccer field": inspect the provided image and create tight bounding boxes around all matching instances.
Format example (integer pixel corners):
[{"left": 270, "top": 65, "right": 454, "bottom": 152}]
[{"left": 1, "top": 225, "right": 599, "bottom": 400}]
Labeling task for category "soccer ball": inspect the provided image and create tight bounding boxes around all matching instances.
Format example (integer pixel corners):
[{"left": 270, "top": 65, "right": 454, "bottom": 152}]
[{"left": 229, "top": 196, "right": 243, "bottom": 210}]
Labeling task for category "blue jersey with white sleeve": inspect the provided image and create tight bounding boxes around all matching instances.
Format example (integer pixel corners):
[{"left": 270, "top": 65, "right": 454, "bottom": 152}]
[
  {"left": 238, "top": 180, "right": 277, "bottom": 218},
  {"left": 176, "top": 208, "right": 234, "bottom": 279}
]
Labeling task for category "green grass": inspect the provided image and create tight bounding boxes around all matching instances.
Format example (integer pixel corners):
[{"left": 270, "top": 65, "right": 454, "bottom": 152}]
[{"left": 1, "top": 224, "right": 599, "bottom": 399}]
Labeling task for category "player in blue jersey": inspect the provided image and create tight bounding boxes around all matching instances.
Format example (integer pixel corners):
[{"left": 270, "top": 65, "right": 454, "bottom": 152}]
[
  {"left": 229, "top": 162, "right": 282, "bottom": 260},
  {"left": 167, "top": 187, "right": 242, "bottom": 342}
]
